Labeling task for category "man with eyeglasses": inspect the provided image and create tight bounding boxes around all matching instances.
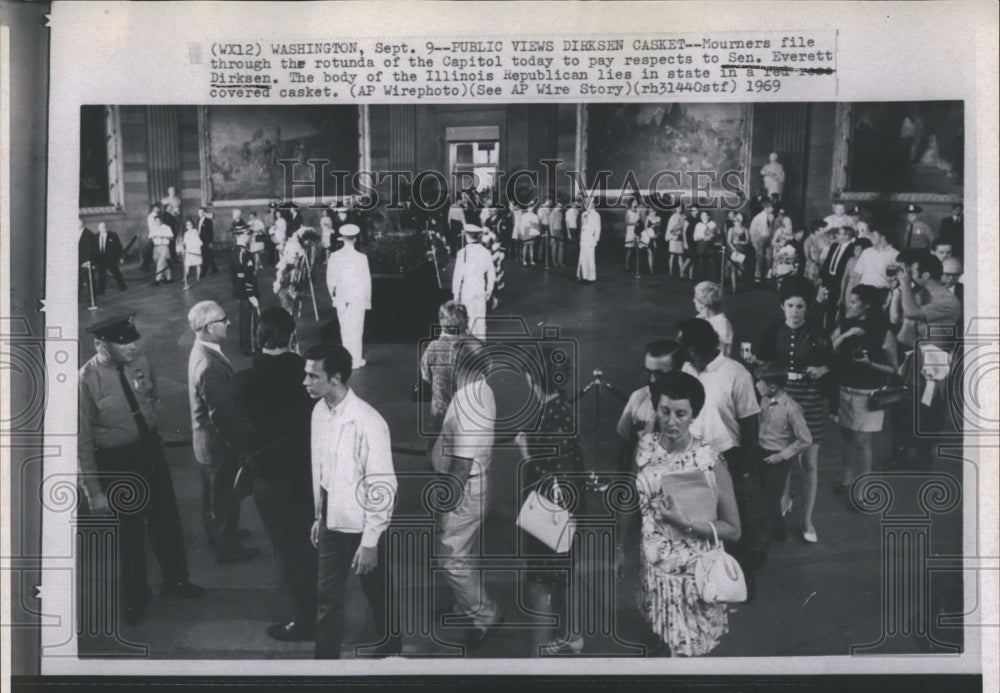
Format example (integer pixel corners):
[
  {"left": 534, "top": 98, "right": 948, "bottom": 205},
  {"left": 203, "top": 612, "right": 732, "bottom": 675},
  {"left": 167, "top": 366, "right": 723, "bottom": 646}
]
[{"left": 187, "top": 300, "right": 259, "bottom": 564}]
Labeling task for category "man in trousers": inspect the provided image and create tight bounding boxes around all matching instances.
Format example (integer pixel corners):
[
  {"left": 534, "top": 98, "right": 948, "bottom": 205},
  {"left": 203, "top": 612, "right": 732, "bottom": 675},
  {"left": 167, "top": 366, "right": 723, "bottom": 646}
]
[
  {"left": 452, "top": 224, "right": 496, "bottom": 341},
  {"left": 576, "top": 198, "right": 601, "bottom": 282},
  {"left": 229, "top": 224, "right": 260, "bottom": 356},
  {"left": 79, "top": 315, "right": 205, "bottom": 625},
  {"left": 325, "top": 223, "right": 371, "bottom": 369}
]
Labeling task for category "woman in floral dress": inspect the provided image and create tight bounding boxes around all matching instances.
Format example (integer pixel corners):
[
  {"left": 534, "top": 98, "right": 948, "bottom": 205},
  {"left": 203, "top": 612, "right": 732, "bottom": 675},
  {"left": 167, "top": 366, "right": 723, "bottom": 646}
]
[{"left": 634, "top": 372, "right": 741, "bottom": 657}]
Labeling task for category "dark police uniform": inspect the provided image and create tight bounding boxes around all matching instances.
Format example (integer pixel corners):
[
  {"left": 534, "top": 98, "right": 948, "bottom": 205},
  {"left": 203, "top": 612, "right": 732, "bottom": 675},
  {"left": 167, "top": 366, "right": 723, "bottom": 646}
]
[
  {"left": 78, "top": 315, "right": 203, "bottom": 624},
  {"left": 230, "top": 238, "right": 260, "bottom": 356}
]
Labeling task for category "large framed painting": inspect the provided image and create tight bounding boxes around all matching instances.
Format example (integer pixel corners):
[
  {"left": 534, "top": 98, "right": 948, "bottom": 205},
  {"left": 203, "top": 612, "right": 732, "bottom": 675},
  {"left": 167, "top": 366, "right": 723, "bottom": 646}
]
[
  {"left": 201, "top": 105, "right": 359, "bottom": 204},
  {"left": 833, "top": 100, "right": 963, "bottom": 203},
  {"left": 584, "top": 102, "right": 752, "bottom": 203}
]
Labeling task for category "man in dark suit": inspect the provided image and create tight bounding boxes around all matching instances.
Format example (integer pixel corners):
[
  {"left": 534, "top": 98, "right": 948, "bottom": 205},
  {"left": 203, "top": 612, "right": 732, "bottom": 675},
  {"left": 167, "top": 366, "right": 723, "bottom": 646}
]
[
  {"left": 938, "top": 203, "right": 963, "bottom": 258},
  {"left": 817, "top": 226, "right": 857, "bottom": 330},
  {"left": 229, "top": 225, "right": 260, "bottom": 356},
  {"left": 234, "top": 307, "right": 317, "bottom": 642},
  {"left": 186, "top": 300, "right": 259, "bottom": 564},
  {"left": 79, "top": 219, "right": 97, "bottom": 297},
  {"left": 198, "top": 207, "right": 219, "bottom": 276},
  {"left": 93, "top": 221, "right": 128, "bottom": 294}
]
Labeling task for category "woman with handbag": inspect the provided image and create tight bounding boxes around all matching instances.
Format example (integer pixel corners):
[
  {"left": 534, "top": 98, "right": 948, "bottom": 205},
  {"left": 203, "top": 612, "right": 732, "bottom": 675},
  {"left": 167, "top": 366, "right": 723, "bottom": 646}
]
[
  {"left": 633, "top": 372, "right": 741, "bottom": 657},
  {"left": 514, "top": 344, "right": 585, "bottom": 655},
  {"left": 725, "top": 212, "right": 751, "bottom": 292},
  {"left": 831, "top": 285, "right": 899, "bottom": 493}
]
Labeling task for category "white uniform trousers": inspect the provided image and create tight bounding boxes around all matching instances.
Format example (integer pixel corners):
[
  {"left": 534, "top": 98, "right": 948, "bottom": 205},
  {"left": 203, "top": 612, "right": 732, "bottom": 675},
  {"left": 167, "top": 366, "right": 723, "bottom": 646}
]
[
  {"left": 462, "top": 294, "right": 488, "bottom": 341},
  {"left": 577, "top": 245, "right": 597, "bottom": 281},
  {"left": 336, "top": 302, "right": 365, "bottom": 365}
]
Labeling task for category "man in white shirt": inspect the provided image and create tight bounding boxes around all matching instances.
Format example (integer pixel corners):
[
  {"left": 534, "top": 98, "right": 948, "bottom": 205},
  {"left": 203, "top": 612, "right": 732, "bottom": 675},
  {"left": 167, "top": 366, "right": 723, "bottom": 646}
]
[
  {"left": 304, "top": 343, "right": 400, "bottom": 659},
  {"left": 749, "top": 201, "right": 774, "bottom": 283},
  {"left": 576, "top": 197, "right": 601, "bottom": 282},
  {"left": 431, "top": 339, "right": 502, "bottom": 649},
  {"left": 848, "top": 227, "right": 899, "bottom": 301},
  {"left": 677, "top": 317, "right": 764, "bottom": 594},
  {"left": 564, "top": 201, "right": 580, "bottom": 244},
  {"left": 326, "top": 223, "right": 372, "bottom": 368},
  {"left": 452, "top": 225, "right": 496, "bottom": 340}
]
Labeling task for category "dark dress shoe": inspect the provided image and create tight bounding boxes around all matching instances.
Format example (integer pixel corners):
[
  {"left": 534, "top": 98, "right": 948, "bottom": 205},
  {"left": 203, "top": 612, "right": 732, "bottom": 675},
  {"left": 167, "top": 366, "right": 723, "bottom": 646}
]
[
  {"left": 464, "top": 615, "right": 503, "bottom": 651},
  {"left": 161, "top": 580, "right": 206, "bottom": 599},
  {"left": 216, "top": 546, "right": 260, "bottom": 564},
  {"left": 267, "top": 620, "right": 315, "bottom": 642}
]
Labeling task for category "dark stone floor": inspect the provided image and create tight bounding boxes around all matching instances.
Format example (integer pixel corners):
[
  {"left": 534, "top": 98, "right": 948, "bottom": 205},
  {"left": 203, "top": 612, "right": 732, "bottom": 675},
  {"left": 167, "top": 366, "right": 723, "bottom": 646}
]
[{"left": 76, "top": 246, "right": 965, "bottom": 659}]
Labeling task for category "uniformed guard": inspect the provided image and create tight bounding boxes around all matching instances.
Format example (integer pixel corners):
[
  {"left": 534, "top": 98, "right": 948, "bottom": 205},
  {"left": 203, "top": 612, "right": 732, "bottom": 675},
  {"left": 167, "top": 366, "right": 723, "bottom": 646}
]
[
  {"left": 229, "top": 223, "right": 260, "bottom": 356},
  {"left": 325, "top": 223, "right": 372, "bottom": 368},
  {"left": 452, "top": 224, "right": 496, "bottom": 341},
  {"left": 78, "top": 315, "right": 205, "bottom": 626}
]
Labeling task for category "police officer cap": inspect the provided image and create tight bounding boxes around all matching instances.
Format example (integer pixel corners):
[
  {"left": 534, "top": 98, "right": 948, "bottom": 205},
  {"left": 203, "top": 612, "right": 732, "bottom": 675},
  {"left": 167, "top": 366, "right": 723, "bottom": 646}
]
[
  {"left": 463, "top": 223, "right": 484, "bottom": 236},
  {"left": 339, "top": 223, "right": 361, "bottom": 237},
  {"left": 87, "top": 314, "right": 141, "bottom": 344},
  {"left": 907, "top": 204, "right": 923, "bottom": 214}
]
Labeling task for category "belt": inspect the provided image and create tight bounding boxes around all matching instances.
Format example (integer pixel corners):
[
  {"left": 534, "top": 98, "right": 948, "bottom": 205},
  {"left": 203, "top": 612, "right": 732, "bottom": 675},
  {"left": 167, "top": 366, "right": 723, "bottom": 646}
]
[{"left": 787, "top": 372, "right": 805, "bottom": 381}]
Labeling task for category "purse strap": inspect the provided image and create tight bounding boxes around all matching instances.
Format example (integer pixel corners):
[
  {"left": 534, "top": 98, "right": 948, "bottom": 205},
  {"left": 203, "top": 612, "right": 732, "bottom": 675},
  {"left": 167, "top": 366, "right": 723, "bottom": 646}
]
[{"left": 708, "top": 521, "right": 720, "bottom": 548}]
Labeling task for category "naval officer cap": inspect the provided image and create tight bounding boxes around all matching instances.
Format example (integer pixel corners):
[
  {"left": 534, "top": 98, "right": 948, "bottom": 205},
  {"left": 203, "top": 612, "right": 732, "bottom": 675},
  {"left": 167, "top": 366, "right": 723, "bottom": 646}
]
[
  {"left": 907, "top": 204, "right": 923, "bottom": 214},
  {"left": 463, "top": 224, "right": 484, "bottom": 236},
  {"left": 87, "top": 314, "right": 141, "bottom": 344},
  {"left": 339, "top": 223, "right": 361, "bottom": 237}
]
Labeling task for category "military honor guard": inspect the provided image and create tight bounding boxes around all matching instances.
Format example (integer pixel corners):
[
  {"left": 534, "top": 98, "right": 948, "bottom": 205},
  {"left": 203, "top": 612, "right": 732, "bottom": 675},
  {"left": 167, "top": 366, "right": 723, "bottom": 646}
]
[
  {"left": 325, "top": 223, "right": 371, "bottom": 368},
  {"left": 576, "top": 198, "right": 601, "bottom": 283},
  {"left": 452, "top": 224, "right": 497, "bottom": 340},
  {"left": 229, "top": 222, "right": 260, "bottom": 356},
  {"left": 79, "top": 315, "right": 205, "bottom": 625}
]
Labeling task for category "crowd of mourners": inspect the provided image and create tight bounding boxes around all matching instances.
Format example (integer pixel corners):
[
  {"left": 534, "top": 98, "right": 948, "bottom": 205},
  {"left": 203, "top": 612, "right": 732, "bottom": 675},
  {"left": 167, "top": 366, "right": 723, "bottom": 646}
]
[{"left": 78, "top": 161, "right": 964, "bottom": 659}]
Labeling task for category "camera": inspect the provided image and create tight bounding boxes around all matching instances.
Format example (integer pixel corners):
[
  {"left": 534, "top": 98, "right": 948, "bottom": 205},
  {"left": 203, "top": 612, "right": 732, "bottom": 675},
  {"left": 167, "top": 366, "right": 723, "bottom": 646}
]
[
  {"left": 884, "top": 265, "right": 900, "bottom": 278},
  {"left": 414, "top": 317, "right": 579, "bottom": 437}
]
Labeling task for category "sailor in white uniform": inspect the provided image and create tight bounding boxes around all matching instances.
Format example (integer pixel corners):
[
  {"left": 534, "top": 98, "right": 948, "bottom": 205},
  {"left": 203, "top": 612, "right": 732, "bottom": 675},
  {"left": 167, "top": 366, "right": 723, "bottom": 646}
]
[
  {"left": 325, "top": 223, "right": 372, "bottom": 368},
  {"left": 577, "top": 198, "right": 602, "bottom": 282},
  {"left": 452, "top": 224, "right": 496, "bottom": 341}
]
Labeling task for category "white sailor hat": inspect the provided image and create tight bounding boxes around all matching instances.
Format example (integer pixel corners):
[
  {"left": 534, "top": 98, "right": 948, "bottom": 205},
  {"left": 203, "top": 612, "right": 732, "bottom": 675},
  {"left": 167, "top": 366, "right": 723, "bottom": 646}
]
[
  {"left": 463, "top": 224, "right": 484, "bottom": 236},
  {"left": 339, "top": 223, "right": 361, "bottom": 237}
]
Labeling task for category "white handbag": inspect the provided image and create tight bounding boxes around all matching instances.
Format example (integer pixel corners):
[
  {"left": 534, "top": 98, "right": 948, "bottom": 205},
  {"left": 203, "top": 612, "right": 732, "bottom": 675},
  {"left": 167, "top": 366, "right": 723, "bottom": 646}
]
[
  {"left": 694, "top": 522, "right": 747, "bottom": 603},
  {"left": 517, "top": 481, "right": 575, "bottom": 554}
]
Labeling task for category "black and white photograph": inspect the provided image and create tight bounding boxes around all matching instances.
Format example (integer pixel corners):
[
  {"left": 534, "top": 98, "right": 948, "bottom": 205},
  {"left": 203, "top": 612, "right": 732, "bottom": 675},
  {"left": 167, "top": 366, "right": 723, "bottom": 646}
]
[{"left": 2, "top": 2, "right": 997, "bottom": 692}]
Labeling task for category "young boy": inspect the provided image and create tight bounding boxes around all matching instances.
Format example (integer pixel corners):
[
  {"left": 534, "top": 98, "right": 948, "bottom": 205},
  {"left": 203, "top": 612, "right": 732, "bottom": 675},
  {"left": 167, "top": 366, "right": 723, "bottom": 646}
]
[{"left": 755, "top": 361, "right": 812, "bottom": 553}]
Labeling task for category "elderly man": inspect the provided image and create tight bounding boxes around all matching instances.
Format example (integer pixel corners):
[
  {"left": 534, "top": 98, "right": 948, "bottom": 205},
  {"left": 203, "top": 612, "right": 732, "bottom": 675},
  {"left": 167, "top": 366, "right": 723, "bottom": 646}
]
[
  {"left": 941, "top": 256, "right": 964, "bottom": 302},
  {"left": 304, "top": 343, "right": 400, "bottom": 659},
  {"left": 79, "top": 315, "right": 204, "bottom": 626},
  {"left": 326, "top": 223, "right": 371, "bottom": 368},
  {"left": 453, "top": 224, "right": 496, "bottom": 340},
  {"left": 187, "top": 300, "right": 259, "bottom": 564},
  {"left": 93, "top": 221, "right": 127, "bottom": 294}
]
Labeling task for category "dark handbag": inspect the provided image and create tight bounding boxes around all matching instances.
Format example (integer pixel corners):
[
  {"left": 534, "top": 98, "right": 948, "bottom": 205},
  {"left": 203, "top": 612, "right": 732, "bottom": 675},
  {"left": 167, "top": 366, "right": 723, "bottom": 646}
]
[{"left": 868, "top": 385, "right": 911, "bottom": 410}]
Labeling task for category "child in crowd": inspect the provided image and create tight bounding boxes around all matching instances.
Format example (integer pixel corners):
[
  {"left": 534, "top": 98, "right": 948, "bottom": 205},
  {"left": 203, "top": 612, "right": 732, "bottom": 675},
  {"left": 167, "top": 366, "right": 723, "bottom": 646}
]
[
  {"left": 181, "top": 217, "right": 202, "bottom": 290},
  {"left": 755, "top": 361, "right": 812, "bottom": 559}
]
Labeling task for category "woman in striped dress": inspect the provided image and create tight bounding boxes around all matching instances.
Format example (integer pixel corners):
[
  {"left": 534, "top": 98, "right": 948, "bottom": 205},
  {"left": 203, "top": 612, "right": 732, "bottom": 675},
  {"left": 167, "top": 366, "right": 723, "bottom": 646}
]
[{"left": 753, "top": 276, "right": 832, "bottom": 543}]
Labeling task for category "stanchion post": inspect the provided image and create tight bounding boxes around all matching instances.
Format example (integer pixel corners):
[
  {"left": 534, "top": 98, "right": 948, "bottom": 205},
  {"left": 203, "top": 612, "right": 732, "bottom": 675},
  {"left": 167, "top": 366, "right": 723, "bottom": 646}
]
[{"left": 86, "top": 264, "right": 98, "bottom": 311}]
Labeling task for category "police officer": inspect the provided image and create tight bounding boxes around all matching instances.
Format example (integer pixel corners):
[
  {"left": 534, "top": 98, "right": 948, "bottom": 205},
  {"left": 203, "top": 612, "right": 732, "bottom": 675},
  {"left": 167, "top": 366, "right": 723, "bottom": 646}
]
[
  {"left": 230, "top": 223, "right": 260, "bottom": 356},
  {"left": 78, "top": 315, "right": 205, "bottom": 626},
  {"left": 325, "top": 223, "right": 371, "bottom": 368},
  {"left": 452, "top": 224, "right": 496, "bottom": 341}
]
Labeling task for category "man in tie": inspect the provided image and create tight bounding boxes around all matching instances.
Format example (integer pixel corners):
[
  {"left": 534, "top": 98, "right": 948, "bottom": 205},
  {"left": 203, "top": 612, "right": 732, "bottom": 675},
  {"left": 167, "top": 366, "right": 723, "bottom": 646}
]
[
  {"left": 452, "top": 225, "right": 497, "bottom": 340},
  {"left": 817, "top": 226, "right": 857, "bottom": 330},
  {"left": 93, "top": 221, "right": 128, "bottom": 294},
  {"left": 938, "top": 203, "right": 963, "bottom": 258},
  {"left": 902, "top": 203, "right": 935, "bottom": 251},
  {"left": 79, "top": 315, "right": 205, "bottom": 626},
  {"left": 325, "top": 223, "right": 372, "bottom": 368},
  {"left": 198, "top": 207, "right": 219, "bottom": 276},
  {"left": 187, "top": 300, "right": 259, "bottom": 564}
]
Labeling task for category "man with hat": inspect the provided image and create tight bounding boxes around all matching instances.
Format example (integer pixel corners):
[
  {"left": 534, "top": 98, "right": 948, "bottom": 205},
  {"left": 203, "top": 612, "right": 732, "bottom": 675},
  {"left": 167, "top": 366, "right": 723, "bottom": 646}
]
[
  {"left": 229, "top": 218, "right": 260, "bottom": 356},
  {"left": 79, "top": 314, "right": 205, "bottom": 625},
  {"left": 325, "top": 223, "right": 372, "bottom": 368},
  {"left": 903, "top": 204, "right": 935, "bottom": 251},
  {"left": 328, "top": 199, "right": 353, "bottom": 252},
  {"left": 187, "top": 300, "right": 260, "bottom": 564},
  {"left": 452, "top": 224, "right": 496, "bottom": 340},
  {"left": 938, "top": 203, "right": 963, "bottom": 257}
]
